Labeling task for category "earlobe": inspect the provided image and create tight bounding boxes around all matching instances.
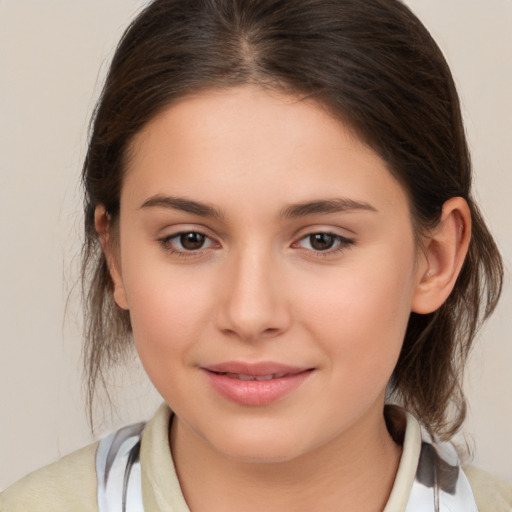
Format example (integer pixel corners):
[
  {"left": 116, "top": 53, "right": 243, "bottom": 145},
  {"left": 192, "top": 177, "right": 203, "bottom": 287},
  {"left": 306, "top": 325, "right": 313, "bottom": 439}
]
[
  {"left": 412, "top": 197, "right": 471, "bottom": 314},
  {"left": 94, "top": 205, "right": 129, "bottom": 310}
]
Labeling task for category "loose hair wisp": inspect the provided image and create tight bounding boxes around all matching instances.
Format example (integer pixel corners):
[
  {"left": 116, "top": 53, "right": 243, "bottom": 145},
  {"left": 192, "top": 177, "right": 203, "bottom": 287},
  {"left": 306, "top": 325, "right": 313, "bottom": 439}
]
[{"left": 82, "top": 0, "right": 503, "bottom": 437}]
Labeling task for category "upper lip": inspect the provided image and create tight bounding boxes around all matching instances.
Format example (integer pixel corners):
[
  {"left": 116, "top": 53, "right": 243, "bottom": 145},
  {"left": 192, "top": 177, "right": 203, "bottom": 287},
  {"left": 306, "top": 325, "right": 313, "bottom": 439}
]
[{"left": 203, "top": 361, "right": 311, "bottom": 377}]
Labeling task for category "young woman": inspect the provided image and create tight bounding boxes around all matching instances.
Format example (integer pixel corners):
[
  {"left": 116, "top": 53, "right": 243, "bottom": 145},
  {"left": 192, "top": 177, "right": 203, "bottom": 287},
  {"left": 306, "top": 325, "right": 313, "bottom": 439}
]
[{"left": 1, "top": 0, "right": 510, "bottom": 511}]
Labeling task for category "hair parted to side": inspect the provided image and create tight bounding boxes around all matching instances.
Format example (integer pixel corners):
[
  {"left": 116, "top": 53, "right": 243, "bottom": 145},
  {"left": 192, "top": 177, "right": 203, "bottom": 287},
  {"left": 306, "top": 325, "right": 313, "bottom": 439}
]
[{"left": 82, "top": 0, "right": 503, "bottom": 437}]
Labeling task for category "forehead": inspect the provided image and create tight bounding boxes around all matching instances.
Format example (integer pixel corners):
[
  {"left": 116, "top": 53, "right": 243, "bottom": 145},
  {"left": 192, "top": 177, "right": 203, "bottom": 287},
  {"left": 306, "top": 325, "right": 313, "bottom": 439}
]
[
  {"left": 129, "top": 86, "right": 367, "bottom": 165},
  {"left": 122, "top": 85, "right": 409, "bottom": 218}
]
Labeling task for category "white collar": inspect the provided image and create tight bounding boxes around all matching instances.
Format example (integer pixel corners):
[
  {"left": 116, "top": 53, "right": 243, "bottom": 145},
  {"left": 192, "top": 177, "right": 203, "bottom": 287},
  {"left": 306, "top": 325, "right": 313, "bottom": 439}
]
[{"left": 96, "top": 404, "right": 478, "bottom": 512}]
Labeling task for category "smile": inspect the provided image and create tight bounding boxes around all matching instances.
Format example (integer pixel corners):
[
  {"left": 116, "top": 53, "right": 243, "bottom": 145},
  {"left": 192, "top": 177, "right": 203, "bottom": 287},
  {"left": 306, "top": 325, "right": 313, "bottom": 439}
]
[
  {"left": 218, "top": 372, "right": 290, "bottom": 381},
  {"left": 202, "top": 362, "right": 313, "bottom": 406}
]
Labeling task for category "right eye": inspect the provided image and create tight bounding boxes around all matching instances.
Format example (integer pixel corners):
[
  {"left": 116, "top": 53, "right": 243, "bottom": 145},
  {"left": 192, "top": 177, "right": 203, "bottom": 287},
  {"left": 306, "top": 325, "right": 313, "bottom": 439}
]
[{"left": 159, "top": 231, "right": 218, "bottom": 255}]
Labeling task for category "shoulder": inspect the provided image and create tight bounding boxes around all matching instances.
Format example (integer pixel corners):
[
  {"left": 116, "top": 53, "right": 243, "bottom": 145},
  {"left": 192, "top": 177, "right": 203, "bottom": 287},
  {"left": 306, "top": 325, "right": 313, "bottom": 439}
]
[
  {"left": 0, "top": 442, "right": 99, "bottom": 512},
  {"left": 464, "top": 465, "right": 512, "bottom": 512}
]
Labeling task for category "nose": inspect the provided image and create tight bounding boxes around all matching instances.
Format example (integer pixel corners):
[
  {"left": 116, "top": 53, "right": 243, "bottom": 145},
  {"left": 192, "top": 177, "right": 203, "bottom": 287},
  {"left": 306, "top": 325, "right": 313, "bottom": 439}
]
[{"left": 215, "top": 246, "right": 291, "bottom": 342}]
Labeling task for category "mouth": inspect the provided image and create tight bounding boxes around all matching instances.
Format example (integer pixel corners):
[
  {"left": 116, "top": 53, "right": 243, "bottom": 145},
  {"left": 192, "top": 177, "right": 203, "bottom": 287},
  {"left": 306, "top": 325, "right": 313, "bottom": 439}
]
[
  {"left": 213, "top": 372, "right": 293, "bottom": 381},
  {"left": 204, "top": 361, "right": 311, "bottom": 376},
  {"left": 202, "top": 362, "right": 314, "bottom": 406}
]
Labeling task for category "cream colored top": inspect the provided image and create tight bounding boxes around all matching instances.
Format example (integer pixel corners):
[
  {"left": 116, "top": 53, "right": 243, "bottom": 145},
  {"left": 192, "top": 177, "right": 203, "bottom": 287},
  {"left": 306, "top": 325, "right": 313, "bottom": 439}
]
[{"left": 1, "top": 404, "right": 511, "bottom": 511}]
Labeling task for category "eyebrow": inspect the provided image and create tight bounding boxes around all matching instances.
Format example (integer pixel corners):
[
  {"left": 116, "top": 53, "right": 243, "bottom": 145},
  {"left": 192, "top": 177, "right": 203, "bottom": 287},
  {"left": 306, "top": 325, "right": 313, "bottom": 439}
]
[
  {"left": 140, "top": 195, "right": 377, "bottom": 220},
  {"left": 281, "top": 198, "right": 377, "bottom": 218},
  {"left": 140, "top": 195, "right": 224, "bottom": 219}
]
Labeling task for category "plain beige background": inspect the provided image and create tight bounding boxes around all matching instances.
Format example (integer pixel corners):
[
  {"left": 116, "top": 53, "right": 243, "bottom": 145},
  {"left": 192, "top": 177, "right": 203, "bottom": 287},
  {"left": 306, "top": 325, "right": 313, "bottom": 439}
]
[{"left": 0, "top": 0, "right": 511, "bottom": 491}]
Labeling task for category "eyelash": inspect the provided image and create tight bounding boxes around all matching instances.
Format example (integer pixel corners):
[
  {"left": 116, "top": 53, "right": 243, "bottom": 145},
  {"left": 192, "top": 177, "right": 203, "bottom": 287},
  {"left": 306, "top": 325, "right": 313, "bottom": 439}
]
[
  {"left": 158, "top": 231, "right": 219, "bottom": 258},
  {"left": 157, "top": 231, "right": 354, "bottom": 258},
  {"left": 292, "top": 232, "right": 354, "bottom": 256}
]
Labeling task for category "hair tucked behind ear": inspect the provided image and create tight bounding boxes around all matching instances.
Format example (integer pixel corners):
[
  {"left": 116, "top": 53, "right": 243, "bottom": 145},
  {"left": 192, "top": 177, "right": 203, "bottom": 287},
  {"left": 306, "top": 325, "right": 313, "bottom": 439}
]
[
  {"left": 82, "top": 218, "right": 132, "bottom": 419},
  {"left": 389, "top": 199, "right": 503, "bottom": 439},
  {"left": 82, "top": 0, "right": 503, "bottom": 435}
]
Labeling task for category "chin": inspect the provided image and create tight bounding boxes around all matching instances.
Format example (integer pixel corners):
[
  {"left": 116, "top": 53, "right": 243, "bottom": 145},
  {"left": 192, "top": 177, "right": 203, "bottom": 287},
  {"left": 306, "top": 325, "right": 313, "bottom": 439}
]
[{"left": 207, "top": 428, "right": 307, "bottom": 465}]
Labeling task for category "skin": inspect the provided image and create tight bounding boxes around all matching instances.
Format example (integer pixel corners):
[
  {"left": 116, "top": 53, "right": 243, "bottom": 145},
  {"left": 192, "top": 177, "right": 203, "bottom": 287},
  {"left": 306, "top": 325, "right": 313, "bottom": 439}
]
[{"left": 96, "top": 85, "right": 471, "bottom": 511}]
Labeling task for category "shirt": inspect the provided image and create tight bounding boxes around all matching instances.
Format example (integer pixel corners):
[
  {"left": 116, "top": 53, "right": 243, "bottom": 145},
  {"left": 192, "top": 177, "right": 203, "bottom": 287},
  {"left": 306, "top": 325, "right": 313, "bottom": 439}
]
[{"left": 1, "top": 403, "right": 511, "bottom": 511}]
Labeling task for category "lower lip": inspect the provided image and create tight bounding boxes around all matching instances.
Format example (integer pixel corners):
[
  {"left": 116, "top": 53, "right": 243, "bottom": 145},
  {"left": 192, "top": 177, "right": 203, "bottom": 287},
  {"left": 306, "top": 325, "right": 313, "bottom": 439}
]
[{"left": 203, "top": 370, "right": 313, "bottom": 406}]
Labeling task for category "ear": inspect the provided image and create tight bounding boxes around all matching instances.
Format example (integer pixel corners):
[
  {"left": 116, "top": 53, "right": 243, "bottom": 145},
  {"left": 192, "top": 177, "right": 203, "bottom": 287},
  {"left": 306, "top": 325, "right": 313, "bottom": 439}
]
[
  {"left": 412, "top": 197, "right": 471, "bottom": 314},
  {"left": 94, "top": 205, "right": 129, "bottom": 310}
]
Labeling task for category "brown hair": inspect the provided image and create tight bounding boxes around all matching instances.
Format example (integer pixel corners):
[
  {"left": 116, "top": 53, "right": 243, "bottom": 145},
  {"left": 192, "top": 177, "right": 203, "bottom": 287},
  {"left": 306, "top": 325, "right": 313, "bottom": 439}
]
[{"left": 82, "top": 0, "right": 503, "bottom": 438}]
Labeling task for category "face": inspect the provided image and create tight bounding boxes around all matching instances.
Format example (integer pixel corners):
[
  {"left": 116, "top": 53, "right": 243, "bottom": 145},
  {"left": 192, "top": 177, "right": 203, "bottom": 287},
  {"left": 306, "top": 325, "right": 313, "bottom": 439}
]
[{"left": 111, "top": 86, "right": 425, "bottom": 463}]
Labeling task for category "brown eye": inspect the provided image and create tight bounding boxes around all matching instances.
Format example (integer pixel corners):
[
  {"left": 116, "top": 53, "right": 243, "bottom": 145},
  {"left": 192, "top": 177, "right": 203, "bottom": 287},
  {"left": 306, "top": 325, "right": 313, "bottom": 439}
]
[
  {"left": 159, "top": 231, "right": 217, "bottom": 254},
  {"left": 309, "top": 233, "right": 336, "bottom": 251},
  {"left": 157, "top": 231, "right": 221, "bottom": 258},
  {"left": 294, "top": 232, "right": 353, "bottom": 255},
  {"left": 179, "top": 232, "right": 207, "bottom": 250}
]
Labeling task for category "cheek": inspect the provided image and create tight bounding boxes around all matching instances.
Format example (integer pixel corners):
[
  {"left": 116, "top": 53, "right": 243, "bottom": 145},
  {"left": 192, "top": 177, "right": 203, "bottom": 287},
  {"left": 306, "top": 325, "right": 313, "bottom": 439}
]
[
  {"left": 297, "top": 246, "right": 417, "bottom": 388},
  {"left": 121, "top": 257, "right": 217, "bottom": 376}
]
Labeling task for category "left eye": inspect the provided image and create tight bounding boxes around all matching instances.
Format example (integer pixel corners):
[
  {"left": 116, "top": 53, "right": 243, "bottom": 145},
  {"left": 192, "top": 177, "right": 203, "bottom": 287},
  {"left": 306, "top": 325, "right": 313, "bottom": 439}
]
[
  {"left": 295, "top": 233, "right": 351, "bottom": 252},
  {"left": 161, "top": 232, "right": 216, "bottom": 252}
]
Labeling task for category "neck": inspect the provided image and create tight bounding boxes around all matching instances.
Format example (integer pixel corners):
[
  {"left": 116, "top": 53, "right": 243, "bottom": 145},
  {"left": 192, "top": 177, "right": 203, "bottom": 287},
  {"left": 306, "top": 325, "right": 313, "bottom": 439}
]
[{"left": 170, "top": 403, "right": 402, "bottom": 512}]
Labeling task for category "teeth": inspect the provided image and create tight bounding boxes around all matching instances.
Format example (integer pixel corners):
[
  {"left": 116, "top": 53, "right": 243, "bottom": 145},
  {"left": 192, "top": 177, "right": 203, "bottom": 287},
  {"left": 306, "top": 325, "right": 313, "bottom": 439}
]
[
  {"left": 255, "top": 375, "right": 274, "bottom": 381},
  {"left": 223, "top": 372, "right": 285, "bottom": 381},
  {"left": 237, "top": 374, "right": 255, "bottom": 381}
]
